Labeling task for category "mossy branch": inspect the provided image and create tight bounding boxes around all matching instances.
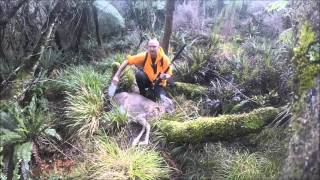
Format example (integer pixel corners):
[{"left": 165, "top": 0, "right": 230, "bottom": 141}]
[{"left": 158, "top": 107, "right": 280, "bottom": 143}]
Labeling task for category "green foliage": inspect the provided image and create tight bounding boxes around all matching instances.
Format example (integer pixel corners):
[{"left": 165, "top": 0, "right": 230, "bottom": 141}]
[
  {"left": 266, "top": 1, "right": 289, "bottom": 13},
  {"left": 209, "top": 79, "right": 236, "bottom": 107},
  {"left": 72, "top": 138, "right": 169, "bottom": 180},
  {"left": 0, "top": 96, "right": 58, "bottom": 179},
  {"left": 0, "top": 96, "right": 55, "bottom": 146},
  {"left": 251, "top": 90, "right": 279, "bottom": 106},
  {"left": 57, "top": 65, "right": 108, "bottom": 93},
  {"left": 102, "top": 105, "right": 128, "bottom": 133},
  {"left": 307, "top": 42, "right": 320, "bottom": 63},
  {"left": 177, "top": 46, "right": 212, "bottom": 81},
  {"left": 118, "top": 67, "right": 135, "bottom": 92},
  {"left": 163, "top": 95, "right": 200, "bottom": 122},
  {"left": 113, "top": 53, "right": 126, "bottom": 64},
  {"left": 40, "top": 49, "right": 87, "bottom": 70},
  {"left": 168, "top": 82, "right": 207, "bottom": 100}
]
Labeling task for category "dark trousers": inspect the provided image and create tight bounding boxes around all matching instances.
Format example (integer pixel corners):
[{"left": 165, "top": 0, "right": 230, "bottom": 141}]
[{"left": 135, "top": 70, "right": 166, "bottom": 101}]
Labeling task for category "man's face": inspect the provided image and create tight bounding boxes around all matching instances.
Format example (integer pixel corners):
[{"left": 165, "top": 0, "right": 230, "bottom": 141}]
[{"left": 148, "top": 40, "right": 159, "bottom": 58}]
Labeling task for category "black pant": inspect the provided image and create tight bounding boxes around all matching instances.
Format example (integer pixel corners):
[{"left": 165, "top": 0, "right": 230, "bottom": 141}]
[{"left": 135, "top": 70, "right": 166, "bottom": 101}]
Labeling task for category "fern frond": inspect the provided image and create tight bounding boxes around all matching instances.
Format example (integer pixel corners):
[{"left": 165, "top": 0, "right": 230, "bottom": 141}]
[
  {"left": 0, "top": 128, "right": 24, "bottom": 146},
  {"left": 15, "top": 142, "right": 33, "bottom": 162}
]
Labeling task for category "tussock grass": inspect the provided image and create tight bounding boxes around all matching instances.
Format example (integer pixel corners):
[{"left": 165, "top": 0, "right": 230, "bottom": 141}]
[
  {"left": 57, "top": 66, "right": 108, "bottom": 138},
  {"left": 71, "top": 138, "right": 170, "bottom": 180},
  {"left": 65, "top": 88, "right": 104, "bottom": 138},
  {"left": 58, "top": 66, "right": 107, "bottom": 93},
  {"left": 221, "top": 151, "right": 279, "bottom": 180},
  {"left": 171, "top": 142, "right": 280, "bottom": 180}
]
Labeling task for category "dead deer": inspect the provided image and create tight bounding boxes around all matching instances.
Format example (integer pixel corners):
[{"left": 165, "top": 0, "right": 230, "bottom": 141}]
[{"left": 112, "top": 92, "right": 174, "bottom": 146}]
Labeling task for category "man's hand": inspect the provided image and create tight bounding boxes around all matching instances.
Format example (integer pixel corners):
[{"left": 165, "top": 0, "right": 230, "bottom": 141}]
[{"left": 159, "top": 73, "right": 171, "bottom": 80}]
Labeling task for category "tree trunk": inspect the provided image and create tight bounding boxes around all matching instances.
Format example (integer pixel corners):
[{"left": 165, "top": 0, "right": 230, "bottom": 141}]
[
  {"left": 158, "top": 107, "right": 279, "bottom": 143},
  {"left": 92, "top": 4, "right": 101, "bottom": 47},
  {"left": 281, "top": 75, "right": 320, "bottom": 180},
  {"left": 162, "top": 0, "right": 175, "bottom": 54}
]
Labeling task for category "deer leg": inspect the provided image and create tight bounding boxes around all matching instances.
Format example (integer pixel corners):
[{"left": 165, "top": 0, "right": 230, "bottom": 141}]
[
  {"left": 139, "top": 121, "right": 150, "bottom": 145},
  {"left": 132, "top": 125, "right": 145, "bottom": 146}
]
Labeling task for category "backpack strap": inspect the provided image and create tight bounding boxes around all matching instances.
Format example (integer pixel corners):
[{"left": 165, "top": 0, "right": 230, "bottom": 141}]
[
  {"left": 143, "top": 52, "right": 148, "bottom": 68},
  {"left": 143, "top": 52, "right": 164, "bottom": 69}
]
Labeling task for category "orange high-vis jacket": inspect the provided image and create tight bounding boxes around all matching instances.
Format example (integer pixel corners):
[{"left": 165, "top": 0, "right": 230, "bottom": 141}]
[{"left": 127, "top": 47, "right": 172, "bottom": 86}]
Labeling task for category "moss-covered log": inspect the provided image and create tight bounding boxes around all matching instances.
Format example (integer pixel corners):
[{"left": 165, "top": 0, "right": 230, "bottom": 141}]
[
  {"left": 168, "top": 82, "right": 207, "bottom": 99},
  {"left": 158, "top": 107, "right": 279, "bottom": 143}
]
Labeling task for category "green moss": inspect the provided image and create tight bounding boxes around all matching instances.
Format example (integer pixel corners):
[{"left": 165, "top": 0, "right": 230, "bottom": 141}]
[
  {"left": 158, "top": 107, "right": 279, "bottom": 143},
  {"left": 168, "top": 82, "right": 207, "bottom": 99},
  {"left": 293, "top": 22, "right": 320, "bottom": 93}
]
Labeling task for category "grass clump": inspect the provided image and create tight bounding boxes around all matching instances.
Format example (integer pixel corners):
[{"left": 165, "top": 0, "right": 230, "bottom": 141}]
[
  {"left": 102, "top": 105, "right": 128, "bottom": 134},
  {"left": 65, "top": 88, "right": 104, "bottom": 138},
  {"left": 171, "top": 142, "right": 280, "bottom": 180},
  {"left": 73, "top": 138, "right": 169, "bottom": 180},
  {"left": 222, "top": 151, "right": 279, "bottom": 180},
  {"left": 58, "top": 66, "right": 108, "bottom": 138},
  {"left": 58, "top": 65, "right": 107, "bottom": 93}
]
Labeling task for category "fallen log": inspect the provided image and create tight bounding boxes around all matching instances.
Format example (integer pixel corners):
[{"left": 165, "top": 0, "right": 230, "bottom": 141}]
[{"left": 158, "top": 107, "right": 279, "bottom": 143}]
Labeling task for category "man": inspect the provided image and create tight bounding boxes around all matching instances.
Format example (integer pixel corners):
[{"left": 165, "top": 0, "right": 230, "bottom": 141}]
[{"left": 111, "top": 39, "right": 172, "bottom": 101}]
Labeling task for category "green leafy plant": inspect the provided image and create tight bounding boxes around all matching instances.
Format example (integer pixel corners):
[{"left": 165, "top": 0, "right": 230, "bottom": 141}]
[{"left": 0, "top": 96, "right": 60, "bottom": 179}]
